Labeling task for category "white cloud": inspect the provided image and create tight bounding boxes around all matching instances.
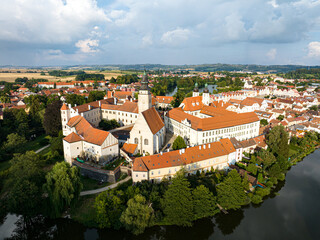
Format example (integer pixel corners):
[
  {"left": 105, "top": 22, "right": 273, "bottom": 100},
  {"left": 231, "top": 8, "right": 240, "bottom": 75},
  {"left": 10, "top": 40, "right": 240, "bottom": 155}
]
[
  {"left": 75, "top": 39, "right": 99, "bottom": 53},
  {"left": 307, "top": 42, "right": 320, "bottom": 58},
  {"left": 267, "top": 48, "right": 277, "bottom": 60},
  {"left": 161, "top": 28, "right": 191, "bottom": 45},
  {"left": 0, "top": 0, "right": 109, "bottom": 43},
  {"left": 142, "top": 35, "right": 153, "bottom": 47}
]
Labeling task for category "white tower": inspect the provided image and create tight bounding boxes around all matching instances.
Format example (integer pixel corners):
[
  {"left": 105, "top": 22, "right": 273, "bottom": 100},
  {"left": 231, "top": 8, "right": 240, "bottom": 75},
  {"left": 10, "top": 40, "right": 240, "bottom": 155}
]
[
  {"left": 202, "top": 83, "right": 210, "bottom": 106},
  {"left": 138, "top": 71, "right": 152, "bottom": 113},
  {"left": 61, "top": 103, "right": 71, "bottom": 136},
  {"left": 193, "top": 82, "right": 199, "bottom": 97}
]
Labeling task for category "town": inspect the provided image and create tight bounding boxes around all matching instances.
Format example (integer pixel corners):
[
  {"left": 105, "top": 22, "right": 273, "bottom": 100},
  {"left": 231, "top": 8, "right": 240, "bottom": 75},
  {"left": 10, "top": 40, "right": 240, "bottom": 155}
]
[{"left": 1, "top": 67, "right": 320, "bottom": 235}]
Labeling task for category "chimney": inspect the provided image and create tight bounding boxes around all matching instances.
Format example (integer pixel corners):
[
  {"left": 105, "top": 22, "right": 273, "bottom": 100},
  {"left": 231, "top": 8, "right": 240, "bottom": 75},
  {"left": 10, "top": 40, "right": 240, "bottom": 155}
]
[
  {"left": 208, "top": 144, "right": 211, "bottom": 149},
  {"left": 88, "top": 105, "right": 91, "bottom": 110},
  {"left": 199, "top": 146, "right": 201, "bottom": 150},
  {"left": 68, "top": 104, "right": 71, "bottom": 109},
  {"left": 179, "top": 150, "right": 182, "bottom": 155},
  {"left": 203, "top": 145, "right": 206, "bottom": 149},
  {"left": 99, "top": 101, "right": 101, "bottom": 107},
  {"left": 81, "top": 113, "right": 84, "bottom": 116},
  {"left": 160, "top": 152, "right": 163, "bottom": 155},
  {"left": 167, "top": 149, "right": 169, "bottom": 152},
  {"left": 75, "top": 104, "right": 77, "bottom": 107}
]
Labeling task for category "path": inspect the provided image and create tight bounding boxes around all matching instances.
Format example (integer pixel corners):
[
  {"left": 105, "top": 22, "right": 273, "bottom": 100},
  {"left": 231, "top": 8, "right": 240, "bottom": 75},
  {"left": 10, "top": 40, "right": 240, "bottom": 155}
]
[
  {"left": 80, "top": 176, "right": 132, "bottom": 196},
  {"left": 35, "top": 144, "right": 50, "bottom": 154}
]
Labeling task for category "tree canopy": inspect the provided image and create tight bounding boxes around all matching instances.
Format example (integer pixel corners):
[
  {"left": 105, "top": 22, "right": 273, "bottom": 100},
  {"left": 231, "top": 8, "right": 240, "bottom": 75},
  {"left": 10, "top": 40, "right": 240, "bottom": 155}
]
[{"left": 172, "top": 136, "right": 187, "bottom": 150}]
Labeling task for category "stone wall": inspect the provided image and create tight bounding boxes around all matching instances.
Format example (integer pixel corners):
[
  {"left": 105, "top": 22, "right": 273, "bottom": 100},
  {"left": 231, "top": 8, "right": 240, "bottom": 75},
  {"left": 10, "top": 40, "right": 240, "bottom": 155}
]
[{"left": 72, "top": 161, "right": 121, "bottom": 183}]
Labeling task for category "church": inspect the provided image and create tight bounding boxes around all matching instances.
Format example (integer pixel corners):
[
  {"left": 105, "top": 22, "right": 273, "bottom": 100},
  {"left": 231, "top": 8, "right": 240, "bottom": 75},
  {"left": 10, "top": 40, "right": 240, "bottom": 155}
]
[
  {"left": 61, "top": 71, "right": 166, "bottom": 164},
  {"left": 127, "top": 72, "right": 166, "bottom": 155}
]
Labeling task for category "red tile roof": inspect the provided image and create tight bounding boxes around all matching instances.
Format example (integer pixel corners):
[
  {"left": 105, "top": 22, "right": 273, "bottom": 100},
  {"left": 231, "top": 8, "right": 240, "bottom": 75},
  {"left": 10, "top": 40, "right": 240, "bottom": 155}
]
[
  {"left": 67, "top": 115, "right": 110, "bottom": 145},
  {"left": 142, "top": 107, "right": 164, "bottom": 134},
  {"left": 122, "top": 143, "right": 138, "bottom": 155},
  {"left": 181, "top": 96, "right": 204, "bottom": 111},
  {"left": 133, "top": 139, "right": 235, "bottom": 171},
  {"left": 64, "top": 132, "right": 82, "bottom": 143},
  {"left": 167, "top": 108, "right": 259, "bottom": 131}
]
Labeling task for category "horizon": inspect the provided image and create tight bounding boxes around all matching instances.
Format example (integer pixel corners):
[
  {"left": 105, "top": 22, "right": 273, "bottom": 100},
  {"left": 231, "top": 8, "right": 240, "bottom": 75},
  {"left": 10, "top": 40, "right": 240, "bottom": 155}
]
[{"left": 1, "top": 1, "right": 320, "bottom": 66}]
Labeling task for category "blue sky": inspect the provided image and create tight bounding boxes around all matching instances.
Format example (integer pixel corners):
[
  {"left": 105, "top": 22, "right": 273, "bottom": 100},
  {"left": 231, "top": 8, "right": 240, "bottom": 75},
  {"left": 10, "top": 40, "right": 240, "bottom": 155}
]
[{"left": 1, "top": 0, "right": 320, "bottom": 66}]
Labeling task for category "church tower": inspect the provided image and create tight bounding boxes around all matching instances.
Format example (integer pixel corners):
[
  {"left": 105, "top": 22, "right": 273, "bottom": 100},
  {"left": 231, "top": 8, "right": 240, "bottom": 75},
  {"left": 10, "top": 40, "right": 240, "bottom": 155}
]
[
  {"left": 138, "top": 71, "right": 152, "bottom": 113},
  {"left": 61, "top": 103, "right": 71, "bottom": 136},
  {"left": 202, "top": 83, "right": 210, "bottom": 106},
  {"left": 193, "top": 82, "right": 199, "bottom": 97}
]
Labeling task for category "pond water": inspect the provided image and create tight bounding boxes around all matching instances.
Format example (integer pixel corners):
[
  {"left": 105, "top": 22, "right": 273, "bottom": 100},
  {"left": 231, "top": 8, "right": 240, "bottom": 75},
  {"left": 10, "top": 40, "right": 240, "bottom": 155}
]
[{"left": 1, "top": 149, "right": 320, "bottom": 240}]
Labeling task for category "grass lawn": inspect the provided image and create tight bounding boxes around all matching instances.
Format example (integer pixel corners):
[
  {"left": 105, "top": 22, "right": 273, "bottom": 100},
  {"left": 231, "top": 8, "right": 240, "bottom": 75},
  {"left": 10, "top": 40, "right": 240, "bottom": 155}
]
[
  {"left": 103, "top": 157, "right": 124, "bottom": 171},
  {"left": 81, "top": 176, "right": 110, "bottom": 191},
  {"left": 18, "top": 135, "right": 49, "bottom": 153},
  {"left": 70, "top": 195, "right": 97, "bottom": 227},
  {"left": 289, "top": 144, "right": 302, "bottom": 157}
]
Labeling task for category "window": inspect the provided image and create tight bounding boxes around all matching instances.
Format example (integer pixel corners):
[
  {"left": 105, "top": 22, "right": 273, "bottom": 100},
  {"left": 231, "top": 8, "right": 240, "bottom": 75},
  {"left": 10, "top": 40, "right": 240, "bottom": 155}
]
[
  {"left": 144, "top": 139, "right": 149, "bottom": 145},
  {"left": 136, "top": 174, "right": 138, "bottom": 177},
  {"left": 134, "top": 138, "right": 138, "bottom": 144}
]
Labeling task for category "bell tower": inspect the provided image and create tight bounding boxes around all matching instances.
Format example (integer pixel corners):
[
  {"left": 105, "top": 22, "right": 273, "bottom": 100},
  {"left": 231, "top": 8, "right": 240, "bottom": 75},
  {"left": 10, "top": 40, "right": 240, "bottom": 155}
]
[
  {"left": 138, "top": 71, "right": 152, "bottom": 113},
  {"left": 193, "top": 82, "right": 199, "bottom": 97}
]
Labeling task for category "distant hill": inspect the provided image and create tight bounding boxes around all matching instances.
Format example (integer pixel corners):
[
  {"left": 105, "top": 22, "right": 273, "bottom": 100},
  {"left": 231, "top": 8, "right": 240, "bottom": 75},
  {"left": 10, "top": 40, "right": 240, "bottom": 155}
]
[{"left": 2, "top": 64, "right": 320, "bottom": 73}]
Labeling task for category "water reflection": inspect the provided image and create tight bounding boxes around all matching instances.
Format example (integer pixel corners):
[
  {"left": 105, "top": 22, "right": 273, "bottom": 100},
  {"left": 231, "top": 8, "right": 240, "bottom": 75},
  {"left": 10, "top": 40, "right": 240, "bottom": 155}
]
[{"left": 1, "top": 150, "right": 320, "bottom": 240}]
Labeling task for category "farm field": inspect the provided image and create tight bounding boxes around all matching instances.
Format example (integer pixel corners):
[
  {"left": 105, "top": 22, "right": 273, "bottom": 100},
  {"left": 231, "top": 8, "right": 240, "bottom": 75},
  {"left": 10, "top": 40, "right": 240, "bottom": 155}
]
[{"left": 0, "top": 69, "right": 126, "bottom": 82}]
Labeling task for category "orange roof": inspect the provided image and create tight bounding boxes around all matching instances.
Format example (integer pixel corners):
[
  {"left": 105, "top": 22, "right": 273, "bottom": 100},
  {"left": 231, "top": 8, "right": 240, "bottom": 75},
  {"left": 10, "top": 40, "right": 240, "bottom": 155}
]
[
  {"left": 61, "top": 103, "right": 69, "bottom": 110},
  {"left": 122, "top": 143, "right": 138, "bottom": 155},
  {"left": 67, "top": 115, "right": 110, "bottom": 145},
  {"left": 64, "top": 132, "right": 82, "bottom": 143},
  {"left": 181, "top": 96, "right": 204, "bottom": 111},
  {"left": 142, "top": 107, "right": 164, "bottom": 134},
  {"left": 72, "top": 99, "right": 109, "bottom": 113},
  {"left": 133, "top": 139, "right": 235, "bottom": 171},
  {"left": 102, "top": 101, "right": 138, "bottom": 113},
  {"left": 156, "top": 96, "right": 174, "bottom": 104},
  {"left": 167, "top": 108, "right": 259, "bottom": 131}
]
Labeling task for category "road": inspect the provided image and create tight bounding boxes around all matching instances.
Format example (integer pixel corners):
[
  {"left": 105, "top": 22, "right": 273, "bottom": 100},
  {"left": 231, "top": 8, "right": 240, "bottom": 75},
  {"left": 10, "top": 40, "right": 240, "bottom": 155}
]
[
  {"left": 35, "top": 144, "right": 50, "bottom": 154},
  {"left": 80, "top": 176, "right": 132, "bottom": 196}
]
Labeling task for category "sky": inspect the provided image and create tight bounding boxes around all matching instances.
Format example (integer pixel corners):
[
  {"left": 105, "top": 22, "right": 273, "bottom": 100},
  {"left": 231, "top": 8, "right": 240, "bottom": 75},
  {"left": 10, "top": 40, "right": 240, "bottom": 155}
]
[{"left": 1, "top": 0, "right": 320, "bottom": 66}]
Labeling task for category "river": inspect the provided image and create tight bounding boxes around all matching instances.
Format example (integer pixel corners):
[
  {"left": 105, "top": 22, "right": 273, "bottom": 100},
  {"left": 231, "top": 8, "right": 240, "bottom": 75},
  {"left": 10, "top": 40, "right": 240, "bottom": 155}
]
[{"left": 1, "top": 149, "right": 320, "bottom": 240}]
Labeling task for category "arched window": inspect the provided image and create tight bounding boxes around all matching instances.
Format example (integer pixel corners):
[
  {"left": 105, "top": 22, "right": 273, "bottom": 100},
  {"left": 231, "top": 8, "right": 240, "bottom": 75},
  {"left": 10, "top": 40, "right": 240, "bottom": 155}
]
[
  {"left": 144, "top": 139, "right": 148, "bottom": 145},
  {"left": 134, "top": 138, "right": 138, "bottom": 144}
]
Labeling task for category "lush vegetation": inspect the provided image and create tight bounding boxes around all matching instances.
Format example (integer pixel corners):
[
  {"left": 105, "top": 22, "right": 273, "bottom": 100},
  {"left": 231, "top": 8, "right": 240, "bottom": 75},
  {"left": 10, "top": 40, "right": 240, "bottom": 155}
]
[
  {"left": 99, "top": 119, "right": 120, "bottom": 131},
  {"left": 109, "top": 74, "right": 139, "bottom": 84},
  {"left": 172, "top": 136, "right": 187, "bottom": 150},
  {"left": 280, "top": 68, "right": 320, "bottom": 79},
  {"left": 48, "top": 70, "right": 85, "bottom": 77},
  {"left": 75, "top": 73, "right": 105, "bottom": 81}
]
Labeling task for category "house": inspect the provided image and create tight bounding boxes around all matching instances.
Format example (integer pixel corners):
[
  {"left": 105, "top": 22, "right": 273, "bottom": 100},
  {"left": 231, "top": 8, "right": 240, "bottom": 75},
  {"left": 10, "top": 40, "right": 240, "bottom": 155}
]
[{"left": 132, "top": 138, "right": 239, "bottom": 183}]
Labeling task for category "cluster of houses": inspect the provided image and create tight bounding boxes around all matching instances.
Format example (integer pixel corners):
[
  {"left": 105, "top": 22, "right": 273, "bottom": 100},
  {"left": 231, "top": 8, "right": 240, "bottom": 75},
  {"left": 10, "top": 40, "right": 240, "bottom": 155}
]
[{"left": 1, "top": 72, "right": 320, "bottom": 184}]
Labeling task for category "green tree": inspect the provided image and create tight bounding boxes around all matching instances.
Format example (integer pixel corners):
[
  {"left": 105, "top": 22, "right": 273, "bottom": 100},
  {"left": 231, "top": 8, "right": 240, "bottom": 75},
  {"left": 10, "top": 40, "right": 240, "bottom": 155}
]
[
  {"left": 258, "top": 150, "right": 276, "bottom": 169},
  {"left": 43, "top": 162, "right": 82, "bottom": 217},
  {"left": 260, "top": 119, "right": 268, "bottom": 126},
  {"left": 171, "top": 90, "right": 185, "bottom": 108},
  {"left": 246, "top": 163, "right": 258, "bottom": 175},
  {"left": 88, "top": 91, "right": 105, "bottom": 102},
  {"left": 5, "top": 151, "right": 45, "bottom": 217},
  {"left": 99, "top": 119, "right": 120, "bottom": 131},
  {"left": 192, "top": 185, "right": 218, "bottom": 219},
  {"left": 120, "top": 194, "right": 154, "bottom": 235},
  {"left": 66, "top": 94, "right": 86, "bottom": 106},
  {"left": 162, "top": 170, "right": 194, "bottom": 226},
  {"left": 266, "top": 125, "right": 289, "bottom": 158},
  {"left": 277, "top": 115, "right": 284, "bottom": 121},
  {"left": 95, "top": 189, "right": 125, "bottom": 229},
  {"left": 172, "top": 136, "right": 187, "bottom": 150},
  {"left": 3, "top": 133, "right": 27, "bottom": 152},
  {"left": 43, "top": 100, "right": 62, "bottom": 136},
  {"left": 217, "top": 170, "right": 248, "bottom": 210}
]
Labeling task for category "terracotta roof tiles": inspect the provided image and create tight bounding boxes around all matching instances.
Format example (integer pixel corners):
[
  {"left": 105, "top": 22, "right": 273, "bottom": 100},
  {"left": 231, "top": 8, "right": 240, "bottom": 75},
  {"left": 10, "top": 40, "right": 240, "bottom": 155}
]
[{"left": 142, "top": 107, "right": 164, "bottom": 134}]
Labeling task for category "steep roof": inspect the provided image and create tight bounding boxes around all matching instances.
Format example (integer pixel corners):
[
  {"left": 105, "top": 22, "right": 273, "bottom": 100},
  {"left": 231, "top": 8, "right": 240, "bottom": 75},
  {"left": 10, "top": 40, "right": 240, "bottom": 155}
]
[
  {"left": 67, "top": 115, "right": 110, "bottom": 145},
  {"left": 156, "top": 96, "right": 174, "bottom": 104},
  {"left": 167, "top": 108, "right": 259, "bottom": 131},
  {"left": 61, "top": 103, "right": 69, "bottom": 110},
  {"left": 101, "top": 101, "right": 139, "bottom": 113},
  {"left": 63, "top": 132, "right": 82, "bottom": 143},
  {"left": 122, "top": 143, "right": 138, "bottom": 155},
  {"left": 180, "top": 96, "right": 204, "bottom": 111},
  {"left": 72, "top": 99, "right": 110, "bottom": 113},
  {"left": 133, "top": 139, "right": 235, "bottom": 171},
  {"left": 142, "top": 107, "right": 164, "bottom": 134}
]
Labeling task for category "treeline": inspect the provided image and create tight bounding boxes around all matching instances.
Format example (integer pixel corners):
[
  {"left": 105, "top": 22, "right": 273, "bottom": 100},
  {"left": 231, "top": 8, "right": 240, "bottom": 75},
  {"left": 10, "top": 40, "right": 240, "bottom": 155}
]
[
  {"left": 48, "top": 70, "right": 85, "bottom": 77},
  {"left": 65, "top": 91, "right": 106, "bottom": 106},
  {"left": 109, "top": 74, "right": 139, "bottom": 84},
  {"left": 90, "top": 125, "right": 319, "bottom": 235},
  {"left": 75, "top": 73, "right": 105, "bottom": 81},
  {"left": 14, "top": 77, "right": 48, "bottom": 89},
  {"left": 280, "top": 68, "right": 320, "bottom": 79}
]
